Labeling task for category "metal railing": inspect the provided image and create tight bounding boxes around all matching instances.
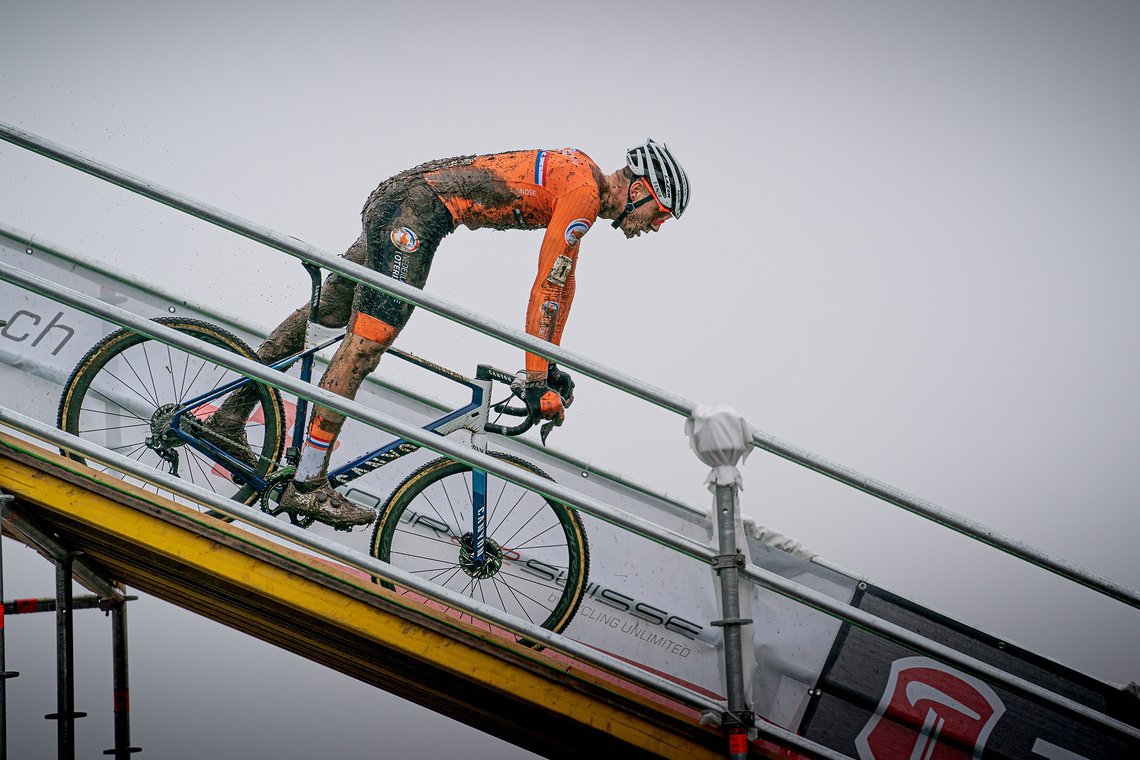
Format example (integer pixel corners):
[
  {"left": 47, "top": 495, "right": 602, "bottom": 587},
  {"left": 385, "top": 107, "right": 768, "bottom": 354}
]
[
  {"left": 2, "top": 120, "right": 1138, "bottom": 755},
  {"left": 2, "top": 119, "right": 1134, "bottom": 610}
]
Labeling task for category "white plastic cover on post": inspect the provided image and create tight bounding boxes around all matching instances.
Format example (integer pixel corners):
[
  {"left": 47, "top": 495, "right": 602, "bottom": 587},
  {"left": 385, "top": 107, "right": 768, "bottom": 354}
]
[
  {"left": 686, "top": 403, "right": 758, "bottom": 704},
  {"left": 683, "top": 403, "right": 755, "bottom": 491}
]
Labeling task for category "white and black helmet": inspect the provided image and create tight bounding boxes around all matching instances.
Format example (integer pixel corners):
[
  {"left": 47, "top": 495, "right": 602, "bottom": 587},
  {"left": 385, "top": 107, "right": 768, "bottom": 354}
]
[{"left": 625, "top": 138, "right": 690, "bottom": 218}]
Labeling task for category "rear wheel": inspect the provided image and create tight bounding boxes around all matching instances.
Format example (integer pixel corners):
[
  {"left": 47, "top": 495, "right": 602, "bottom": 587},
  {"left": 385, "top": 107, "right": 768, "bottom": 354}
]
[
  {"left": 370, "top": 452, "right": 589, "bottom": 634},
  {"left": 57, "top": 317, "right": 286, "bottom": 507}
]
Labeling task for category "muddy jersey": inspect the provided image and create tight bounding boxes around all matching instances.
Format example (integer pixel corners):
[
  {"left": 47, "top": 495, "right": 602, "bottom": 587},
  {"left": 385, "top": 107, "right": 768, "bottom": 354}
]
[{"left": 422, "top": 149, "right": 603, "bottom": 376}]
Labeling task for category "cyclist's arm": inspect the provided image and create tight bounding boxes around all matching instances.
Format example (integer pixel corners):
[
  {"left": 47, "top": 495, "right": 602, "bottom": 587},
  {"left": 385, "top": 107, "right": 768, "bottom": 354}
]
[{"left": 524, "top": 187, "right": 599, "bottom": 381}]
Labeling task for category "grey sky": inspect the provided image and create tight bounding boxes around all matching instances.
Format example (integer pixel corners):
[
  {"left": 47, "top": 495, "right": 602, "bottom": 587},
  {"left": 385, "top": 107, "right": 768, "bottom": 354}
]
[{"left": 2, "top": 1, "right": 1139, "bottom": 758}]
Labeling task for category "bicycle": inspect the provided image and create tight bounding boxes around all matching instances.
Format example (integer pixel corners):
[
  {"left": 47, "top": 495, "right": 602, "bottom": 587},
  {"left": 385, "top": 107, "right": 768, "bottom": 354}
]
[{"left": 55, "top": 269, "right": 589, "bottom": 634}]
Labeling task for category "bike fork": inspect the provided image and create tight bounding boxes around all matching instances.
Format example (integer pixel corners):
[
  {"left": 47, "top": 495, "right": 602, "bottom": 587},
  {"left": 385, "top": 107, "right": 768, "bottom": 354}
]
[
  {"left": 466, "top": 389, "right": 494, "bottom": 566},
  {"left": 471, "top": 468, "right": 488, "bottom": 565}
]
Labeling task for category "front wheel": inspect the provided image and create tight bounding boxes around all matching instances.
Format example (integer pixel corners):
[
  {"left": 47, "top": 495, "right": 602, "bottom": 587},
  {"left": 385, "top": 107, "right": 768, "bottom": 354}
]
[{"left": 370, "top": 452, "right": 589, "bottom": 634}]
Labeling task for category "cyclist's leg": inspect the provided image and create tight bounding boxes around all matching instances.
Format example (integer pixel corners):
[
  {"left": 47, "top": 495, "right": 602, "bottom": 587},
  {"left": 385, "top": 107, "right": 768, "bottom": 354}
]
[
  {"left": 279, "top": 323, "right": 395, "bottom": 528},
  {"left": 294, "top": 177, "right": 451, "bottom": 478},
  {"left": 282, "top": 177, "right": 453, "bottom": 526}
]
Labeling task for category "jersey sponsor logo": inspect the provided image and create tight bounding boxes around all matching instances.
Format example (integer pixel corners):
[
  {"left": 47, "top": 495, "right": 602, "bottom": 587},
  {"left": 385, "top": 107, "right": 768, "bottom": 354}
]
[
  {"left": 534, "top": 150, "right": 548, "bottom": 186},
  {"left": 855, "top": 656, "right": 1005, "bottom": 760},
  {"left": 538, "top": 300, "right": 559, "bottom": 340},
  {"left": 390, "top": 226, "right": 420, "bottom": 253},
  {"left": 563, "top": 218, "right": 591, "bottom": 247},
  {"left": 546, "top": 256, "right": 573, "bottom": 287}
]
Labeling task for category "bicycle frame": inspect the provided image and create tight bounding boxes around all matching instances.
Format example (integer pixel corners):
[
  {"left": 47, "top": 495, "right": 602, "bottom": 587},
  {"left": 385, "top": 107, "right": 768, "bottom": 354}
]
[
  {"left": 166, "top": 327, "right": 520, "bottom": 564},
  {"left": 163, "top": 261, "right": 531, "bottom": 564}
]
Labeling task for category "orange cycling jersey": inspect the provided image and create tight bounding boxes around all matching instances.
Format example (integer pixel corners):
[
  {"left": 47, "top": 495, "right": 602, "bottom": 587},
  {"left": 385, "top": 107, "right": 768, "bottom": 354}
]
[{"left": 423, "top": 149, "right": 603, "bottom": 378}]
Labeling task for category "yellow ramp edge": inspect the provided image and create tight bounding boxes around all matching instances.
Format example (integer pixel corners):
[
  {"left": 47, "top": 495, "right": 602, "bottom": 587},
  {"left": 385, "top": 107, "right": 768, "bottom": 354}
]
[{"left": 0, "top": 433, "right": 763, "bottom": 759}]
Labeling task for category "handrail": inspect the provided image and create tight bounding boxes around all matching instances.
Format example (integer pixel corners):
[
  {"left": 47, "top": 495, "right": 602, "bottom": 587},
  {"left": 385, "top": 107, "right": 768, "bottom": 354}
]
[
  {"left": 3, "top": 263, "right": 1136, "bottom": 741},
  {"left": 2, "top": 120, "right": 1134, "bottom": 611}
]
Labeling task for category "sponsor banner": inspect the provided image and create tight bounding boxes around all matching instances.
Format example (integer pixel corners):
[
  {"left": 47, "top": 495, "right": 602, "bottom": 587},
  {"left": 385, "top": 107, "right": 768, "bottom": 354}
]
[
  {"left": 799, "top": 584, "right": 1140, "bottom": 759},
  {"left": 1, "top": 236, "right": 112, "bottom": 426},
  {"left": 747, "top": 542, "right": 858, "bottom": 729}
]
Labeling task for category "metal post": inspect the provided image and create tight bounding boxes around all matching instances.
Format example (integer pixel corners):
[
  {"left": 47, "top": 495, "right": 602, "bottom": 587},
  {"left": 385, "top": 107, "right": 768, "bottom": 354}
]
[
  {"left": 45, "top": 553, "right": 86, "bottom": 760},
  {"left": 711, "top": 483, "right": 753, "bottom": 760},
  {"left": 0, "top": 492, "right": 19, "bottom": 760},
  {"left": 103, "top": 603, "right": 141, "bottom": 757}
]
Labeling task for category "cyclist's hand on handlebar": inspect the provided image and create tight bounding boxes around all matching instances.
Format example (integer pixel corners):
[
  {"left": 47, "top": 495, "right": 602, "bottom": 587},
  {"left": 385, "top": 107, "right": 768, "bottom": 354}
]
[
  {"left": 546, "top": 363, "right": 575, "bottom": 408},
  {"left": 523, "top": 380, "right": 566, "bottom": 424}
]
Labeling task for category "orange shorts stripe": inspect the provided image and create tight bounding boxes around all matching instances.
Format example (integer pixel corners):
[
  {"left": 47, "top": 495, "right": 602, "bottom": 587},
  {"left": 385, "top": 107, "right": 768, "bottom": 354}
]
[{"left": 350, "top": 313, "right": 399, "bottom": 346}]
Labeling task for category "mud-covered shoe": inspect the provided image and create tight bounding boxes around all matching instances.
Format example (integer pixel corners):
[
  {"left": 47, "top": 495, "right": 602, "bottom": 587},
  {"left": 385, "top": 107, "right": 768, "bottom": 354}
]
[
  {"left": 190, "top": 410, "right": 259, "bottom": 470},
  {"left": 279, "top": 479, "right": 376, "bottom": 529}
]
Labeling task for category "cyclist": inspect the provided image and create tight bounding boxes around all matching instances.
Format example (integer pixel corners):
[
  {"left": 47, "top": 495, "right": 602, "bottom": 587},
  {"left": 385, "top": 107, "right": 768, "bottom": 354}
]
[{"left": 205, "top": 139, "right": 690, "bottom": 527}]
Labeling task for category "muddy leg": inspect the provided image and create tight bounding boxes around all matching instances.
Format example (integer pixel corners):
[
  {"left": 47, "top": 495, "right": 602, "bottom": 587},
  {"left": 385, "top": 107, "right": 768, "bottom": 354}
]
[{"left": 293, "top": 331, "right": 391, "bottom": 481}]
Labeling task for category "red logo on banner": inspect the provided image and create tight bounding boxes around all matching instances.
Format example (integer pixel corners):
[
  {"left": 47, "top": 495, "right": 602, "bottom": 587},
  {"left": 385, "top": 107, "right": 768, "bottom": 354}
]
[{"left": 856, "top": 656, "right": 1005, "bottom": 760}]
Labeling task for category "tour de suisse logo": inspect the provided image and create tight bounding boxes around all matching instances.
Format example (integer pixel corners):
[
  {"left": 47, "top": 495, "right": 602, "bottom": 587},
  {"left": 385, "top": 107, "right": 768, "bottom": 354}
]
[{"left": 856, "top": 656, "right": 1005, "bottom": 760}]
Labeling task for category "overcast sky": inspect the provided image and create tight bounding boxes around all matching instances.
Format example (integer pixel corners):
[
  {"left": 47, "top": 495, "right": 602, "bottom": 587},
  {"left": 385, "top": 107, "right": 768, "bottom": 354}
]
[{"left": 3, "top": 1, "right": 1139, "bottom": 758}]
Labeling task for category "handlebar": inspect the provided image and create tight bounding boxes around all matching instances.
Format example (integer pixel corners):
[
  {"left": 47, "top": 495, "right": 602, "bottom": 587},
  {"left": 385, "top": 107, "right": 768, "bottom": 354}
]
[{"left": 477, "top": 363, "right": 534, "bottom": 437}]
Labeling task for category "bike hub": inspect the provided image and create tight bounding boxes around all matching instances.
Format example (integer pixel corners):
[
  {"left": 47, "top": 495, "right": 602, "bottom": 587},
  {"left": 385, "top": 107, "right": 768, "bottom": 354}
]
[{"left": 457, "top": 532, "right": 504, "bottom": 579}]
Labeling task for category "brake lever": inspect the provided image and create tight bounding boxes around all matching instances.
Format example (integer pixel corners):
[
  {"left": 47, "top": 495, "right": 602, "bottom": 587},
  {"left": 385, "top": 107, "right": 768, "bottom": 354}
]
[
  {"left": 505, "top": 369, "right": 564, "bottom": 445},
  {"left": 540, "top": 420, "right": 555, "bottom": 446}
]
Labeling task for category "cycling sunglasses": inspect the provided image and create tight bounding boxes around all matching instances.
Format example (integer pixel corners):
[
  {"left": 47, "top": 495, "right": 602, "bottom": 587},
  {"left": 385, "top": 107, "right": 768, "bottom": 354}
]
[{"left": 638, "top": 178, "right": 672, "bottom": 219}]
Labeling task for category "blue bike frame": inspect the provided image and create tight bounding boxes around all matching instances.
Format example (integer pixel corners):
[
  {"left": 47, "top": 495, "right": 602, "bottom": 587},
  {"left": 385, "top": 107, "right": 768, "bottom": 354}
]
[{"left": 166, "top": 336, "right": 502, "bottom": 565}]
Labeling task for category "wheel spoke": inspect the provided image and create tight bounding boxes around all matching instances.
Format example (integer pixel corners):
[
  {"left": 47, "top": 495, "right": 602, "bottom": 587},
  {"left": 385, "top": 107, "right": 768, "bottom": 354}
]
[
  {"left": 411, "top": 493, "right": 457, "bottom": 536},
  {"left": 490, "top": 487, "right": 529, "bottom": 538},
  {"left": 399, "top": 563, "right": 462, "bottom": 575},
  {"left": 105, "top": 441, "right": 148, "bottom": 452},
  {"left": 184, "top": 354, "right": 212, "bottom": 397},
  {"left": 393, "top": 527, "right": 459, "bottom": 548},
  {"left": 505, "top": 519, "right": 562, "bottom": 554},
  {"left": 139, "top": 343, "right": 161, "bottom": 406},
  {"left": 440, "top": 478, "right": 465, "bottom": 540},
  {"left": 77, "top": 407, "right": 147, "bottom": 422},
  {"left": 77, "top": 422, "right": 150, "bottom": 434},
  {"left": 491, "top": 575, "right": 542, "bottom": 625},
  {"left": 96, "top": 367, "right": 160, "bottom": 412}
]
